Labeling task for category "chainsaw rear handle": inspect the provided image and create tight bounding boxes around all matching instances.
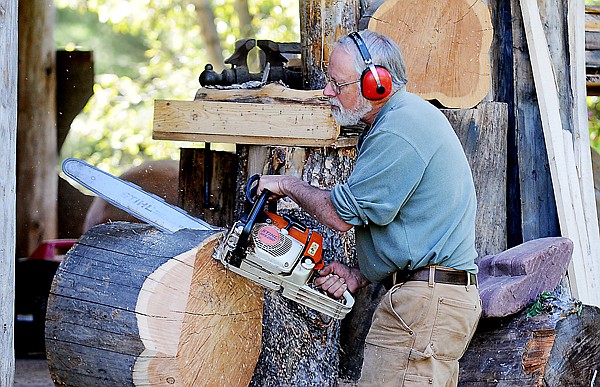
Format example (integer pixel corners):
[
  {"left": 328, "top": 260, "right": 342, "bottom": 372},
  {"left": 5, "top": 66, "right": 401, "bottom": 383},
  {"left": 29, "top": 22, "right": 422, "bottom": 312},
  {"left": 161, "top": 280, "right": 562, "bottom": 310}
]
[{"left": 231, "top": 177, "right": 271, "bottom": 267}]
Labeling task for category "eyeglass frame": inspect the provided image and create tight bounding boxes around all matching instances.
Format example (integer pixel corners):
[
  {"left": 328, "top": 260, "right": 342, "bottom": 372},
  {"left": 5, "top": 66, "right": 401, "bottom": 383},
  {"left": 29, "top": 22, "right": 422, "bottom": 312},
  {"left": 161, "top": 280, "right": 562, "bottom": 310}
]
[{"left": 325, "top": 75, "right": 361, "bottom": 95}]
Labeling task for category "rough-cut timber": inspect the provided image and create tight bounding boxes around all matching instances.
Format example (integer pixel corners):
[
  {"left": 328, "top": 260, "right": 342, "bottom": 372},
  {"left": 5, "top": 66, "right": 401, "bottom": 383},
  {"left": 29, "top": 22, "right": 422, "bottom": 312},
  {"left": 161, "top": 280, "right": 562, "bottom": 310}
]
[
  {"left": 478, "top": 237, "right": 573, "bottom": 318},
  {"left": 178, "top": 148, "right": 238, "bottom": 228},
  {"left": 366, "top": 0, "right": 493, "bottom": 108},
  {"left": 458, "top": 289, "right": 599, "bottom": 386},
  {"left": 594, "top": 149, "right": 600, "bottom": 224},
  {"left": 153, "top": 84, "right": 339, "bottom": 146},
  {"left": 441, "top": 102, "right": 508, "bottom": 256},
  {"left": 45, "top": 222, "right": 263, "bottom": 386}
]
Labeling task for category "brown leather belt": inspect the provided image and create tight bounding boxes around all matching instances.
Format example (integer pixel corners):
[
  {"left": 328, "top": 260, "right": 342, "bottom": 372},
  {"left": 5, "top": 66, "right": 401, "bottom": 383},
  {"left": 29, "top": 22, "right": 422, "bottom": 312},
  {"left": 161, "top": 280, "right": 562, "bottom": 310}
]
[{"left": 383, "top": 266, "right": 477, "bottom": 290}]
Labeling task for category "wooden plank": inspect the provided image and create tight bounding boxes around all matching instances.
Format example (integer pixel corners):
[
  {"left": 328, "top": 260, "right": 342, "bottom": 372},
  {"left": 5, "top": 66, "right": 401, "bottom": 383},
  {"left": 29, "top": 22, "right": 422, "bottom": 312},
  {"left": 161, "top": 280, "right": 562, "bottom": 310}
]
[
  {"left": 367, "top": 0, "right": 494, "bottom": 108},
  {"left": 586, "top": 31, "right": 600, "bottom": 50},
  {"left": 193, "top": 83, "right": 328, "bottom": 104},
  {"left": 570, "top": 0, "right": 600, "bottom": 307},
  {"left": 178, "top": 149, "right": 238, "bottom": 227},
  {"left": 512, "top": 0, "right": 560, "bottom": 245},
  {"left": 0, "top": 0, "right": 18, "bottom": 384},
  {"left": 593, "top": 149, "right": 600, "bottom": 225},
  {"left": 586, "top": 9, "right": 600, "bottom": 32},
  {"left": 153, "top": 99, "right": 339, "bottom": 146},
  {"left": 520, "top": 0, "right": 598, "bottom": 305}
]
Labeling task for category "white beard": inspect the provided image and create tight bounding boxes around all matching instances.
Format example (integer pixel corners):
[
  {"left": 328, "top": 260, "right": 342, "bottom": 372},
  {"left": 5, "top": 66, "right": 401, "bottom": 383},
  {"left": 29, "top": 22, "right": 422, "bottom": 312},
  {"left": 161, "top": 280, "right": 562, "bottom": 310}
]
[{"left": 330, "top": 97, "right": 372, "bottom": 126}]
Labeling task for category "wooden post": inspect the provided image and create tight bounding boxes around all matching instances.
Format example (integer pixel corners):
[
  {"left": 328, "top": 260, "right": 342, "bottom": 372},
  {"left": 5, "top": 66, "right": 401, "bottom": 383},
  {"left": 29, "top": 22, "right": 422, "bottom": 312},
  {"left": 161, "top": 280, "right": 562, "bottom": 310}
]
[
  {"left": 299, "top": 0, "right": 358, "bottom": 89},
  {"left": 17, "top": 0, "right": 58, "bottom": 258},
  {"left": 0, "top": 0, "right": 18, "bottom": 384}
]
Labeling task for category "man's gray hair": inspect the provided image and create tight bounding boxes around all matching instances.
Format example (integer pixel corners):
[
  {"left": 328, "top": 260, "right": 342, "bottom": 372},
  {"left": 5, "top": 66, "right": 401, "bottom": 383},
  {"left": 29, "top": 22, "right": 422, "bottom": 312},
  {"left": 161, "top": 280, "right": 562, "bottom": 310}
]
[{"left": 336, "top": 30, "right": 408, "bottom": 91}]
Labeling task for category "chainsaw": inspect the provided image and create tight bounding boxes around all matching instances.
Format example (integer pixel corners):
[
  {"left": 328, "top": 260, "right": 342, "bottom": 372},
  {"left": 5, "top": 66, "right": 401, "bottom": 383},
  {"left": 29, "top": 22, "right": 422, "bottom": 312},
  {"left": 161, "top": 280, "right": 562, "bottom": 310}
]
[
  {"left": 62, "top": 159, "right": 353, "bottom": 319},
  {"left": 212, "top": 174, "right": 354, "bottom": 320}
]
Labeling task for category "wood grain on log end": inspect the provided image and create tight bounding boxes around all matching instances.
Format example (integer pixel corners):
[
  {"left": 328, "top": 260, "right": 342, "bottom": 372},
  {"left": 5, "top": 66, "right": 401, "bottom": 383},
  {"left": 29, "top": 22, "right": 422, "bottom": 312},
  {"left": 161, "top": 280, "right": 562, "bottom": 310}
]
[
  {"left": 368, "top": 0, "right": 493, "bottom": 108},
  {"left": 133, "top": 232, "right": 264, "bottom": 386}
]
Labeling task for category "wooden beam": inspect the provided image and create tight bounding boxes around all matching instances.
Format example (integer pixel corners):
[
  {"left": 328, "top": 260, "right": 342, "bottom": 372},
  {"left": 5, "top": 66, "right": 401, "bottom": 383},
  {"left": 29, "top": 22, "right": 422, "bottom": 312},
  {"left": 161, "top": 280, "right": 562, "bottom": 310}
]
[
  {"left": 153, "top": 84, "right": 340, "bottom": 146},
  {"left": 521, "top": 0, "right": 600, "bottom": 306},
  {"left": 0, "top": 0, "right": 18, "bottom": 384}
]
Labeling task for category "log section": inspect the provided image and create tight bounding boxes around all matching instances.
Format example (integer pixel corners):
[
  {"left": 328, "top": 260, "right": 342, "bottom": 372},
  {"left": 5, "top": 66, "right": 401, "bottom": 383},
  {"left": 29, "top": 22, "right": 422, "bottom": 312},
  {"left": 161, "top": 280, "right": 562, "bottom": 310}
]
[
  {"left": 459, "top": 290, "right": 599, "bottom": 386},
  {"left": 366, "top": 0, "right": 493, "bottom": 108},
  {"left": 46, "top": 222, "right": 263, "bottom": 386}
]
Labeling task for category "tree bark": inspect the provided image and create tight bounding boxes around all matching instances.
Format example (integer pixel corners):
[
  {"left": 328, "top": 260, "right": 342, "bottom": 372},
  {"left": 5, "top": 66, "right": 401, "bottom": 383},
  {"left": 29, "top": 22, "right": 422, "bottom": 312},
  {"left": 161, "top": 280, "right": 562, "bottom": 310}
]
[
  {"left": 0, "top": 0, "right": 19, "bottom": 384},
  {"left": 17, "top": 0, "right": 58, "bottom": 258},
  {"left": 458, "top": 289, "right": 599, "bottom": 386}
]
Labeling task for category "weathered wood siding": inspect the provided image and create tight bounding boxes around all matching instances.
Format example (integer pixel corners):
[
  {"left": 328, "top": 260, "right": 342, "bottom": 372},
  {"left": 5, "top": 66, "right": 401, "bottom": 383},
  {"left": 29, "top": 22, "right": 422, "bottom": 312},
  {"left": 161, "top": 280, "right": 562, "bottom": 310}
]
[{"left": 0, "top": 0, "right": 19, "bottom": 384}]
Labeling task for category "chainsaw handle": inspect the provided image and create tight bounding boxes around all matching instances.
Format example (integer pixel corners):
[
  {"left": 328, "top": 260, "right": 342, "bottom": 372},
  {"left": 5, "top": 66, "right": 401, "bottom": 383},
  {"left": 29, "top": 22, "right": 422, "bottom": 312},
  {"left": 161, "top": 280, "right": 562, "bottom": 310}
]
[
  {"left": 341, "top": 290, "right": 355, "bottom": 309},
  {"left": 231, "top": 182, "right": 271, "bottom": 266},
  {"left": 245, "top": 174, "right": 261, "bottom": 205}
]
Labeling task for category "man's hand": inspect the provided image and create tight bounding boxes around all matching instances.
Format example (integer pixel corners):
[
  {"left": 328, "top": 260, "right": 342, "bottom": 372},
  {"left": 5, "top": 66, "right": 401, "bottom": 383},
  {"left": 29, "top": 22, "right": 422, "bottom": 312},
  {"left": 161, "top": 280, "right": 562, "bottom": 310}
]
[
  {"left": 257, "top": 175, "right": 294, "bottom": 201},
  {"left": 314, "top": 262, "right": 370, "bottom": 299}
]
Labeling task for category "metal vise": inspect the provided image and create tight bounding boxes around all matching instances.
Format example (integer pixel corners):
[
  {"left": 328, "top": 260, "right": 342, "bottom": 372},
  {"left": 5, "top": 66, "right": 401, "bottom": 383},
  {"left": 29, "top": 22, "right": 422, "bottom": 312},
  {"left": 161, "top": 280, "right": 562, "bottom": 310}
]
[{"left": 199, "top": 39, "right": 302, "bottom": 89}]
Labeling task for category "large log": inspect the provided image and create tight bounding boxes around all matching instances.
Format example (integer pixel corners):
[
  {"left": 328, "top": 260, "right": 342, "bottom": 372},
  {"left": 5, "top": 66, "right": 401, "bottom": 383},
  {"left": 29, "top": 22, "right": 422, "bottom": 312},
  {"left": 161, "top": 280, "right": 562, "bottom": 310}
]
[{"left": 45, "top": 222, "right": 263, "bottom": 386}]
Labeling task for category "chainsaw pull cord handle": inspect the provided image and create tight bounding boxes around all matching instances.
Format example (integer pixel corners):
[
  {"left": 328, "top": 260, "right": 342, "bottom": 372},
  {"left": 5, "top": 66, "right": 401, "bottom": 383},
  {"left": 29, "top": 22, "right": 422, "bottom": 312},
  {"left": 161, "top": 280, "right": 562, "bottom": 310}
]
[{"left": 231, "top": 176, "right": 271, "bottom": 267}]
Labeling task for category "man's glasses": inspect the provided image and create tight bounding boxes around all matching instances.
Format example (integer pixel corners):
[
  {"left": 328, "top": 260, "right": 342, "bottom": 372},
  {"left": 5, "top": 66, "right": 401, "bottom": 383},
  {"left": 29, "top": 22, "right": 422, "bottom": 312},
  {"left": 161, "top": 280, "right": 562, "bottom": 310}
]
[{"left": 325, "top": 75, "right": 360, "bottom": 95}]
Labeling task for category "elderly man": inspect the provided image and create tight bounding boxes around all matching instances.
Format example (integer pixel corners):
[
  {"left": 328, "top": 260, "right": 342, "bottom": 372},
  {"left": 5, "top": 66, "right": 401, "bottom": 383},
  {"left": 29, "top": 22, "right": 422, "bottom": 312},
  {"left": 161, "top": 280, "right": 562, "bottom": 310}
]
[{"left": 258, "top": 30, "right": 481, "bottom": 386}]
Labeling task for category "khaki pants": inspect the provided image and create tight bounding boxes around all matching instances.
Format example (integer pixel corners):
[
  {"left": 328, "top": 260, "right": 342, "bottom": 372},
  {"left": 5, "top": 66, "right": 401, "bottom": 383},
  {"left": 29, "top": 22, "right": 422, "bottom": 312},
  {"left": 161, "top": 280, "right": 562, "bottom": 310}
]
[{"left": 358, "top": 280, "right": 481, "bottom": 386}]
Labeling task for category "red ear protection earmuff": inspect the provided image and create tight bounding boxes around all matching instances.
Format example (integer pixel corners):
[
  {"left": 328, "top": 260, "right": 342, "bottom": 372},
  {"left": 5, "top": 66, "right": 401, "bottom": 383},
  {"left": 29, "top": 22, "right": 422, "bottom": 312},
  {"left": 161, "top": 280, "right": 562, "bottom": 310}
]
[{"left": 348, "top": 32, "right": 393, "bottom": 100}]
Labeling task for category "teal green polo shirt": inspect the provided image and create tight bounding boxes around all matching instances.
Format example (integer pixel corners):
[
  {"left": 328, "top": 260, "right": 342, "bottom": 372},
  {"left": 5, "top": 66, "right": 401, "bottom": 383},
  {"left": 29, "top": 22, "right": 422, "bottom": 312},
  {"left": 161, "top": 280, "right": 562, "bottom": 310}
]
[{"left": 330, "top": 88, "right": 478, "bottom": 283}]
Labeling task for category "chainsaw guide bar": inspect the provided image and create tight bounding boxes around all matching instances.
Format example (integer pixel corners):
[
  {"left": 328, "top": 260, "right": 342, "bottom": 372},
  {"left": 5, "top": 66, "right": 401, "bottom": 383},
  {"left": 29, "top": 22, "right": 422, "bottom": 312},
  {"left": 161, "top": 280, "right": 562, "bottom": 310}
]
[{"left": 62, "top": 158, "right": 218, "bottom": 233}]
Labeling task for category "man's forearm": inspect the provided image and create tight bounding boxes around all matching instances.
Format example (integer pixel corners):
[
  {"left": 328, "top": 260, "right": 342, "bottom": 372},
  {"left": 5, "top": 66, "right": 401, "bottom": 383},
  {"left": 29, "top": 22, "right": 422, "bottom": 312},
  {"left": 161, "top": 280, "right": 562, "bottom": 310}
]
[{"left": 280, "top": 177, "right": 352, "bottom": 232}]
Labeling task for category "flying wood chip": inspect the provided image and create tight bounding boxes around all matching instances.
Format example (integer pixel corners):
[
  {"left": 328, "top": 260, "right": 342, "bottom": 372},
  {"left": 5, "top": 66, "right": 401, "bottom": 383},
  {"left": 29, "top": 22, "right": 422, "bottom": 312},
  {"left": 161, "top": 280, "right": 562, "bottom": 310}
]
[{"left": 368, "top": 0, "right": 493, "bottom": 108}]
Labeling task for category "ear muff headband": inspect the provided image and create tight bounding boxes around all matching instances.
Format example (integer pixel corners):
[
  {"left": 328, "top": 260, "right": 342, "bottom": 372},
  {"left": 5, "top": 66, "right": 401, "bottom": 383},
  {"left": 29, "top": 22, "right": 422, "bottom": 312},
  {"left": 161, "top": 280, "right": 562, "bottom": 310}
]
[{"left": 348, "top": 32, "right": 393, "bottom": 100}]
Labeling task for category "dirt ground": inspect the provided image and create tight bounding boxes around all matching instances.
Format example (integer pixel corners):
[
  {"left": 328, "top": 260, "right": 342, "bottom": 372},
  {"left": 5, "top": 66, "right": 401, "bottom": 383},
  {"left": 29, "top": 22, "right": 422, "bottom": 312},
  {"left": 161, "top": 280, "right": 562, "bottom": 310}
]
[{"left": 14, "top": 358, "right": 54, "bottom": 387}]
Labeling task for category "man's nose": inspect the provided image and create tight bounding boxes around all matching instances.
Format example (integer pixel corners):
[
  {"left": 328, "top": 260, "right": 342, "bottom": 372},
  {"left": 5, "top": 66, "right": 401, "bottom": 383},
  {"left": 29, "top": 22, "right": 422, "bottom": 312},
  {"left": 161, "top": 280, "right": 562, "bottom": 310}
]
[{"left": 323, "top": 82, "right": 336, "bottom": 97}]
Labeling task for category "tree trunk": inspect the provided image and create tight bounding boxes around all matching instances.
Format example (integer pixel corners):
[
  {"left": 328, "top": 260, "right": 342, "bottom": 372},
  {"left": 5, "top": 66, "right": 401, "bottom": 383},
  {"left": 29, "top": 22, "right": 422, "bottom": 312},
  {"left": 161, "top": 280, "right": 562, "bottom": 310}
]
[
  {"left": 299, "top": 0, "right": 359, "bottom": 89},
  {"left": 249, "top": 146, "right": 359, "bottom": 386},
  {"left": 17, "top": 0, "right": 58, "bottom": 258},
  {"left": 191, "top": 0, "right": 224, "bottom": 72},
  {"left": 0, "top": 0, "right": 19, "bottom": 384},
  {"left": 458, "top": 289, "right": 600, "bottom": 386},
  {"left": 46, "top": 222, "right": 263, "bottom": 386}
]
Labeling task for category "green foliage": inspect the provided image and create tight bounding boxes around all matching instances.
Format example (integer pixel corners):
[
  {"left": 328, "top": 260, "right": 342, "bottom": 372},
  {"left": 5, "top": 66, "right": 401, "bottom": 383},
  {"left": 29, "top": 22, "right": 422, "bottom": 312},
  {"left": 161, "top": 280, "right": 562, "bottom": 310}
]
[
  {"left": 526, "top": 291, "right": 555, "bottom": 318},
  {"left": 57, "top": 0, "right": 299, "bottom": 175},
  {"left": 588, "top": 97, "right": 600, "bottom": 153}
]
